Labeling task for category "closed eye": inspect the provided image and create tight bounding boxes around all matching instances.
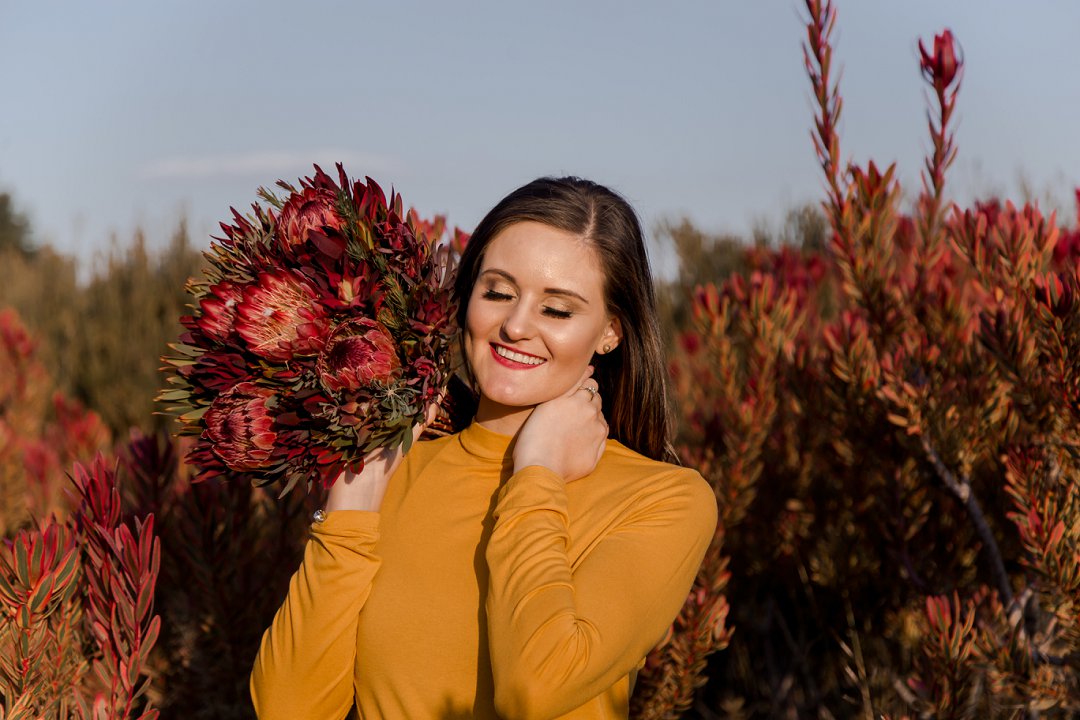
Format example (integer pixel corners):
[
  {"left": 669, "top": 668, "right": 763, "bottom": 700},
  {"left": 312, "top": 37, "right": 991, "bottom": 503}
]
[{"left": 481, "top": 287, "right": 572, "bottom": 318}]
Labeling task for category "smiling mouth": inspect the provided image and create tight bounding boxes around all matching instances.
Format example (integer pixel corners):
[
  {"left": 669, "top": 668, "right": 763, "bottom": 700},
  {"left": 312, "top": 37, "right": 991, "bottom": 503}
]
[{"left": 491, "top": 344, "right": 546, "bottom": 367}]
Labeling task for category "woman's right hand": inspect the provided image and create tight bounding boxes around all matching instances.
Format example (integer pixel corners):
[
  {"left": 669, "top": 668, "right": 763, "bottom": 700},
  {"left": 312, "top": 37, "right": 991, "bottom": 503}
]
[
  {"left": 325, "top": 402, "right": 437, "bottom": 512},
  {"left": 324, "top": 442, "right": 408, "bottom": 512}
]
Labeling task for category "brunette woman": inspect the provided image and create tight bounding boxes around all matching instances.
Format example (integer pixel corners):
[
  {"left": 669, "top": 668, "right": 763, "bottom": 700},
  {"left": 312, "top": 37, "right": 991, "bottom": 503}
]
[{"left": 251, "top": 177, "right": 716, "bottom": 719}]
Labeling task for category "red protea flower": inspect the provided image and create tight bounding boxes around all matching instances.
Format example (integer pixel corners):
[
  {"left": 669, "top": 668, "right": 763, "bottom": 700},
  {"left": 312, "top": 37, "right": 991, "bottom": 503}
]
[
  {"left": 317, "top": 318, "right": 401, "bottom": 391},
  {"left": 276, "top": 185, "right": 343, "bottom": 247},
  {"left": 162, "top": 165, "right": 461, "bottom": 495},
  {"left": 235, "top": 271, "right": 328, "bottom": 362},
  {"left": 203, "top": 382, "right": 278, "bottom": 471},
  {"left": 196, "top": 280, "right": 244, "bottom": 342}
]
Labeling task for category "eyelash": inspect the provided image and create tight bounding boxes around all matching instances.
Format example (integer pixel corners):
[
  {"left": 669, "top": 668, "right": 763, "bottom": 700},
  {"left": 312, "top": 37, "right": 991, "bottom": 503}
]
[{"left": 480, "top": 289, "right": 573, "bottom": 319}]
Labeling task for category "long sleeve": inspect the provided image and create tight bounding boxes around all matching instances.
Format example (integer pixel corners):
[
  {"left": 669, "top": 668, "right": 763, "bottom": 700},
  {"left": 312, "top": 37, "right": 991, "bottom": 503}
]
[
  {"left": 250, "top": 510, "right": 381, "bottom": 720},
  {"left": 485, "top": 464, "right": 716, "bottom": 720}
]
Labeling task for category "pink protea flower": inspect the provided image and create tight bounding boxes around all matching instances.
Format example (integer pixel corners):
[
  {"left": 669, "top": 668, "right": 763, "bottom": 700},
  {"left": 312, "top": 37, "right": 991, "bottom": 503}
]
[
  {"left": 276, "top": 185, "right": 343, "bottom": 247},
  {"left": 317, "top": 318, "right": 401, "bottom": 391},
  {"left": 203, "top": 382, "right": 278, "bottom": 471},
  {"left": 196, "top": 281, "right": 244, "bottom": 343},
  {"left": 235, "top": 271, "right": 328, "bottom": 362}
]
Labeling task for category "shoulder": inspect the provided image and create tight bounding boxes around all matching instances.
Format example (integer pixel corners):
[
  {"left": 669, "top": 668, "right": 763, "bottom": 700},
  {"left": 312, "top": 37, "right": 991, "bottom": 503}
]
[
  {"left": 594, "top": 440, "right": 717, "bottom": 530},
  {"left": 600, "top": 439, "right": 711, "bottom": 492},
  {"left": 397, "top": 432, "right": 461, "bottom": 474}
]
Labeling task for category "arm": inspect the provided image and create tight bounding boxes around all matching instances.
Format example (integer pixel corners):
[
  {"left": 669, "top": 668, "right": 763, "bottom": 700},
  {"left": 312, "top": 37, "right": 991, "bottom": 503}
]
[
  {"left": 250, "top": 511, "right": 380, "bottom": 719},
  {"left": 485, "top": 464, "right": 716, "bottom": 720},
  {"left": 250, "top": 422, "right": 429, "bottom": 717}
]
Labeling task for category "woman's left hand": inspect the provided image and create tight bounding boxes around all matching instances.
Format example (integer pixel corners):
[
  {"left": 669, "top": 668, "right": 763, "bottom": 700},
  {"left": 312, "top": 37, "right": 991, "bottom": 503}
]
[{"left": 512, "top": 365, "right": 607, "bottom": 481}]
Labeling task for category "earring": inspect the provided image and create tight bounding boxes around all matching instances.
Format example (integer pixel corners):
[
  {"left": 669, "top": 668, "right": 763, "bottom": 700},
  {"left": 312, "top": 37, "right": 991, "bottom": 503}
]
[{"left": 603, "top": 344, "right": 611, "bottom": 353}]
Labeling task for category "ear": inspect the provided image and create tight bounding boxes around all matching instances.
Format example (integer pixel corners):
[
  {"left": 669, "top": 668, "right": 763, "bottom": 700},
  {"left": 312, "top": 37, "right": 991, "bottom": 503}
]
[{"left": 596, "top": 315, "right": 623, "bottom": 354}]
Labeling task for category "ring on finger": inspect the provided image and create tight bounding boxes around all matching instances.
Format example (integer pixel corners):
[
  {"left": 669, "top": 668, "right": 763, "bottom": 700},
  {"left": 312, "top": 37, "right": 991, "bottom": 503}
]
[{"left": 580, "top": 385, "right": 598, "bottom": 400}]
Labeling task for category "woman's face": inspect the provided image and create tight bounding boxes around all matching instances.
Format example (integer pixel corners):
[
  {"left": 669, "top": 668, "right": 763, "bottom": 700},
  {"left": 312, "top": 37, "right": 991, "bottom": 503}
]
[{"left": 465, "top": 221, "right": 621, "bottom": 429}]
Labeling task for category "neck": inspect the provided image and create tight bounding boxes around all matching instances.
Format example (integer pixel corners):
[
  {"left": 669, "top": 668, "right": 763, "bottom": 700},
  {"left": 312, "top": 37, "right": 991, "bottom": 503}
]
[{"left": 473, "top": 396, "right": 535, "bottom": 437}]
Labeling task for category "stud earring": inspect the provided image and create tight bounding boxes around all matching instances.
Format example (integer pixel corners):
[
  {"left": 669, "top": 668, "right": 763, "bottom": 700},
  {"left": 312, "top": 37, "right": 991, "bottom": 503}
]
[{"left": 603, "top": 344, "right": 611, "bottom": 353}]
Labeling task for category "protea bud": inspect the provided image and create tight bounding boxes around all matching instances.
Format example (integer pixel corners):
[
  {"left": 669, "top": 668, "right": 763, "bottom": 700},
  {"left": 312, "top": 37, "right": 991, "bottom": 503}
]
[
  {"left": 275, "top": 185, "right": 343, "bottom": 247},
  {"left": 196, "top": 280, "right": 244, "bottom": 343},
  {"left": 203, "top": 382, "right": 278, "bottom": 471},
  {"left": 919, "top": 29, "right": 960, "bottom": 91}
]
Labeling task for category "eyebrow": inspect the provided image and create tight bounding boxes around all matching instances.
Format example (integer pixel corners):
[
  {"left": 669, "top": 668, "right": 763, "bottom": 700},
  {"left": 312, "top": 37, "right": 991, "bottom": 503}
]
[{"left": 479, "top": 268, "right": 590, "bottom": 304}]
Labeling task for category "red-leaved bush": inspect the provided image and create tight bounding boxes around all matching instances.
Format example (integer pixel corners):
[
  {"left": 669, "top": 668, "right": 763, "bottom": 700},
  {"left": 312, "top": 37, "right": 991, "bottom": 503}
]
[
  {"left": 0, "top": 309, "right": 160, "bottom": 718},
  {"left": 0, "top": 456, "right": 161, "bottom": 718},
  {"left": 632, "top": 1, "right": 1079, "bottom": 716}
]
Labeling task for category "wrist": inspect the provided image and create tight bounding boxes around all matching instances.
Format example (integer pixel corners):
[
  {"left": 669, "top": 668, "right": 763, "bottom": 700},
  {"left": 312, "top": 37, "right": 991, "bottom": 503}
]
[{"left": 512, "top": 458, "right": 562, "bottom": 479}]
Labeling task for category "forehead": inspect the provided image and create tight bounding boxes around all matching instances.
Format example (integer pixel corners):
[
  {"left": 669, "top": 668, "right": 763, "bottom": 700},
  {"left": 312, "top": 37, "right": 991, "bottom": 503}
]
[{"left": 480, "top": 221, "right": 605, "bottom": 293}]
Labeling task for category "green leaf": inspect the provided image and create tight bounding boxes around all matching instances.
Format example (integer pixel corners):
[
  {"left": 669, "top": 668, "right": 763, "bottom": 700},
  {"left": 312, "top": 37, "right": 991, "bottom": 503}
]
[
  {"left": 278, "top": 474, "right": 301, "bottom": 498},
  {"left": 15, "top": 539, "right": 30, "bottom": 586},
  {"left": 27, "top": 575, "right": 56, "bottom": 616},
  {"left": 180, "top": 406, "right": 209, "bottom": 422},
  {"left": 0, "top": 570, "right": 20, "bottom": 605},
  {"left": 157, "top": 389, "right": 191, "bottom": 401},
  {"left": 135, "top": 578, "right": 154, "bottom": 622},
  {"left": 168, "top": 343, "right": 203, "bottom": 358},
  {"left": 28, "top": 535, "right": 45, "bottom": 581}
]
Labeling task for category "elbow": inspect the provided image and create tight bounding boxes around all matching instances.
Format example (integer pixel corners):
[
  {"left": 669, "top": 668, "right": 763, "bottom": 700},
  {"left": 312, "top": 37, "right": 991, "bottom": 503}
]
[
  {"left": 249, "top": 663, "right": 278, "bottom": 719},
  {"left": 492, "top": 622, "right": 598, "bottom": 719}
]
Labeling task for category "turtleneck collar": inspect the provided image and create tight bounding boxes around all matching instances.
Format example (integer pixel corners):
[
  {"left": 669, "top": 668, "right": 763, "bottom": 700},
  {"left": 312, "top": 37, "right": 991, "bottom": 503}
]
[{"left": 458, "top": 421, "right": 515, "bottom": 462}]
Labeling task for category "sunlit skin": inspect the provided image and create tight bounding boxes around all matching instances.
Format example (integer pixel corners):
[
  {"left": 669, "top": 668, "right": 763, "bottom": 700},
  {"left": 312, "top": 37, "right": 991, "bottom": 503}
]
[
  {"left": 465, "top": 221, "right": 621, "bottom": 438},
  {"left": 327, "top": 220, "right": 621, "bottom": 511}
]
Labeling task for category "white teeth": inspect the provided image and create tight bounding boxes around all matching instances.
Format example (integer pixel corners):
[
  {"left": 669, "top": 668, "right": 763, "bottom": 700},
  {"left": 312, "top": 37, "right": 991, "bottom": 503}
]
[{"left": 494, "top": 345, "right": 545, "bottom": 365}]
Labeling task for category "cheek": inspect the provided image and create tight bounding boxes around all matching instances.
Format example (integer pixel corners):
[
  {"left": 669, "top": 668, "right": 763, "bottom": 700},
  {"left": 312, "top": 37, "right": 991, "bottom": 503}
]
[
  {"left": 463, "top": 303, "right": 489, "bottom": 366},
  {"left": 464, "top": 302, "right": 488, "bottom": 345},
  {"left": 549, "top": 326, "right": 603, "bottom": 363}
]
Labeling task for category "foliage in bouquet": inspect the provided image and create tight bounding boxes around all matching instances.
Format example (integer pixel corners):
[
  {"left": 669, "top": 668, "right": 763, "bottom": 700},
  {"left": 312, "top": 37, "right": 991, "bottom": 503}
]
[{"left": 161, "top": 166, "right": 462, "bottom": 495}]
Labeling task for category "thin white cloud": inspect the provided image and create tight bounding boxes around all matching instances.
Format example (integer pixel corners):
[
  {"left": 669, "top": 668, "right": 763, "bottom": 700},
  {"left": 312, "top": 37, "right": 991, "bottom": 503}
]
[{"left": 142, "top": 149, "right": 400, "bottom": 180}]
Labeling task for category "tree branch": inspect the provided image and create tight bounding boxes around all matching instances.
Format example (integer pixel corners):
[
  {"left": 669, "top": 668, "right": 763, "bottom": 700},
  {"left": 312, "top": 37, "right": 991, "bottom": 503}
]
[{"left": 920, "top": 437, "right": 1013, "bottom": 607}]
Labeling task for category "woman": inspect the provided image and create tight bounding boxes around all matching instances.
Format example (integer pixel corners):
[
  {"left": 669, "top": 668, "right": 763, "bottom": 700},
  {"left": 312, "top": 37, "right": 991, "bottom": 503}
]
[{"left": 251, "top": 177, "right": 716, "bottom": 719}]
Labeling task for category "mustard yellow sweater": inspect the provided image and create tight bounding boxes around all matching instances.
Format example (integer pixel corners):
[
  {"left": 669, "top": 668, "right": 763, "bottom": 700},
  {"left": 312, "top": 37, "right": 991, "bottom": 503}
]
[{"left": 250, "top": 422, "right": 716, "bottom": 720}]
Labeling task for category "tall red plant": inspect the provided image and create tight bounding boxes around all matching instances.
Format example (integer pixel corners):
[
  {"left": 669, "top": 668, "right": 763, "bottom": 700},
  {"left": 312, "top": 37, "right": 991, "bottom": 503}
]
[
  {"left": 0, "top": 456, "right": 160, "bottom": 718},
  {"left": 641, "top": 1, "right": 1079, "bottom": 715},
  {"left": 0, "top": 308, "right": 160, "bottom": 718},
  {"left": 70, "top": 457, "right": 161, "bottom": 720},
  {"left": 804, "top": 0, "right": 1078, "bottom": 712}
]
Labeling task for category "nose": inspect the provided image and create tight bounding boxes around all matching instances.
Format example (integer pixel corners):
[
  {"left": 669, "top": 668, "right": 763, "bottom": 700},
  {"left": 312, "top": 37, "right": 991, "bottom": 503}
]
[{"left": 500, "top": 300, "right": 535, "bottom": 341}]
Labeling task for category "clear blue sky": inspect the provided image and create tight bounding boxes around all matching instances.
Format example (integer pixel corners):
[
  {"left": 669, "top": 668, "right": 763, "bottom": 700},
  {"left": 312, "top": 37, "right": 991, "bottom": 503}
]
[{"left": 2, "top": 1, "right": 1078, "bottom": 273}]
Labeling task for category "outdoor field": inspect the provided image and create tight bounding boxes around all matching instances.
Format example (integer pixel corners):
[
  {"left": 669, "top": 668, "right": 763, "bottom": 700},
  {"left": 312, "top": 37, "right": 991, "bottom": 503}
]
[{"left": 1, "top": 2, "right": 1078, "bottom": 717}]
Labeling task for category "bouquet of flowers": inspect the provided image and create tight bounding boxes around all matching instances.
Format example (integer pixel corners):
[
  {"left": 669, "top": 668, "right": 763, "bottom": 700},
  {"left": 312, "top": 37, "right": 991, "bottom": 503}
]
[{"left": 160, "top": 165, "right": 464, "bottom": 495}]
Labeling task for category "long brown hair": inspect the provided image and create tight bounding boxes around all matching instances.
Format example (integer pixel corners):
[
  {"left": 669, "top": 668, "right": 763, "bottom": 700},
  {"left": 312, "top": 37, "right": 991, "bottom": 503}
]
[{"left": 453, "top": 177, "right": 677, "bottom": 463}]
